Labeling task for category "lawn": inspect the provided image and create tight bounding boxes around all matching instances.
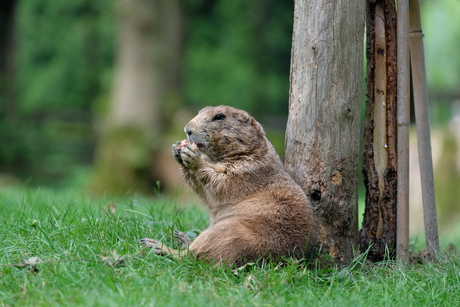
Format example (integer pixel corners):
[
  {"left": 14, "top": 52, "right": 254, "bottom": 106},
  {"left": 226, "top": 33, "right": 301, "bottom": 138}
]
[{"left": 1, "top": 187, "right": 459, "bottom": 307}]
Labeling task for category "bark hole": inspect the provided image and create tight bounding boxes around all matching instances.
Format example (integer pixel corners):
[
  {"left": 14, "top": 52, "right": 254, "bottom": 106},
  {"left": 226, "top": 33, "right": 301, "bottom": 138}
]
[{"left": 311, "top": 190, "right": 322, "bottom": 201}]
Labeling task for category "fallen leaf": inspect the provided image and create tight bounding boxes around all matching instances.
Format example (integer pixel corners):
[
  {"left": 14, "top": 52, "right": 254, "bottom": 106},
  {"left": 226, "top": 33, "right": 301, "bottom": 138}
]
[
  {"left": 12, "top": 257, "right": 42, "bottom": 272},
  {"left": 100, "top": 251, "right": 127, "bottom": 267}
]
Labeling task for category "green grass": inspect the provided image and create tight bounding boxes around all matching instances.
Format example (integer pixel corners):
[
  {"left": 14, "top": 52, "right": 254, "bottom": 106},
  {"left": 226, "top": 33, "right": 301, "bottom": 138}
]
[{"left": 1, "top": 187, "right": 459, "bottom": 307}]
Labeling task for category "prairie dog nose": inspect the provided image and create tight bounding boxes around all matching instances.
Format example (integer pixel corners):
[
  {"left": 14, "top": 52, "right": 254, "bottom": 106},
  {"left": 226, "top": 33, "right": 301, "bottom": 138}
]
[{"left": 184, "top": 125, "right": 193, "bottom": 136}]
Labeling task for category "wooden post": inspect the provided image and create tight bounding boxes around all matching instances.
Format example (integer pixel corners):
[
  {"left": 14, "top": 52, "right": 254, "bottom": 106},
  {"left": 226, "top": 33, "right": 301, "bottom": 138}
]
[
  {"left": 360, "top": 0, "right": 398, "bottom": 262},
  {"left": 409, "top": 0, "right": 440, "bottom": 256},
  {"left": 396, "top": 0, "right": 410, "bottom": 264},
  {"left": 285, "top": 0, "right": 364, "bottom": 266}
]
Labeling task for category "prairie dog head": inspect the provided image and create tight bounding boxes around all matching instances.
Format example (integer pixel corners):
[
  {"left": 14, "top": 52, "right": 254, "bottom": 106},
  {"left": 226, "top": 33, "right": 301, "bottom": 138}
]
[{"left": 184, "top": 106, "right": 268, "bottom": 161}]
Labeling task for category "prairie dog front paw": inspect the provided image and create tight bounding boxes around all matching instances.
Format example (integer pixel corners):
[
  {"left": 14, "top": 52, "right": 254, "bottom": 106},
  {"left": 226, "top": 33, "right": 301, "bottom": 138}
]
[
  {"left": 172, "top": 141, "right": 184, "bottom": 164},
  {"left": 173, "top": 140, "right": 201, "bottom": 168}
]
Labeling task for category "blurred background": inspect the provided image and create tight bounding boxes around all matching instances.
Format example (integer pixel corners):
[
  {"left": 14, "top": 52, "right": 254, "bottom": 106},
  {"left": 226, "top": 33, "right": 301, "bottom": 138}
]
[{"left": 0, "top": 0, "right": 459, "bottom": 239}]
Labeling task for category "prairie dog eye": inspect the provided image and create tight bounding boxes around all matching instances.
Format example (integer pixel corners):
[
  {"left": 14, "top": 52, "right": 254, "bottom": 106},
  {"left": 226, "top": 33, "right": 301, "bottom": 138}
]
[{"left": 212, "top": 114, "right": 226, "bottom": 121}]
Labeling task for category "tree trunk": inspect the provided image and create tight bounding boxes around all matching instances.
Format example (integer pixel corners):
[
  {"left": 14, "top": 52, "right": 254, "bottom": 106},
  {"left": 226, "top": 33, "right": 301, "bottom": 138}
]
[
  {"left": 284, "top": 0, "right": 364, "bottom": 266},
  {"left": 360, "top": 0, "right": 398, "bottom": 262},
  {"left": 90, "top": 0, "right": 182, "bottom": 195}
]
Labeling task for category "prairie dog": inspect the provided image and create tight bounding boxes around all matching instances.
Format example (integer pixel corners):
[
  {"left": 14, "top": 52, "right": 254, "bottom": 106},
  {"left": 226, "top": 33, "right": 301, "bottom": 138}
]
[{"left": 142, "top": 105, "right": 318, "bottom": 266}]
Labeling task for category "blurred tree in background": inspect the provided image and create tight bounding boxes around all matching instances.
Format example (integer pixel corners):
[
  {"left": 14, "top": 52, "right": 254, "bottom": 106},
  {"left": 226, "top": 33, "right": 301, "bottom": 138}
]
[
  {"left": 90, "top": 0, "right": 182, "bottom": 195},
  {"left": 0, "top": 1, "right": 16, "bottom": 121}
]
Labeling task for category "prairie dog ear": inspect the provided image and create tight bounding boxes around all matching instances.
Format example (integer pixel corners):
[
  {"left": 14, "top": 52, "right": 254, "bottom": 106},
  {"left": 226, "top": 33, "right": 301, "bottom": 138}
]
[
  {"left": 240, "top": 111, "right": 265, "bottom": 135},
  {"left": 227, "top": 108, "right": 265, "bottom": 138},
  {"left": 238, "top": 111, "right": 252, "bottom": 123}
]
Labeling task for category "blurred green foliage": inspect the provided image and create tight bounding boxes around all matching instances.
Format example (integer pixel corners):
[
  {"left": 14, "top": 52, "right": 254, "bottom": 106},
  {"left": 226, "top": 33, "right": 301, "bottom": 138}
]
[
  {"left": 1, "top": 0, "right": 114, "bottom": 184},
  {"left": 423, "top": 0, "right": 460, "bottom": 94},
  {"left": 17, "top": 0, "right": 114, "bottom": 113},
  {"left": 0, "top": 0, "right": 294, "bottom": 185},
  {"left": 183, "top": 0, "right": 293, "bottom": 115}
]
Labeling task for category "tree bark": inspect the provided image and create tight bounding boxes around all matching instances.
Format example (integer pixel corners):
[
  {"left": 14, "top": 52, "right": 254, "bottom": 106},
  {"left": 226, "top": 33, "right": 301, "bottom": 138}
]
[
  {"left": 90, "top": 0, "right": 182, "bottom": 195},
  {"left": 285, "top": 0, "right": 365, "bottom": 266},
  {"left": 360, "top": 0, "right": 398, "bottom": 262}
]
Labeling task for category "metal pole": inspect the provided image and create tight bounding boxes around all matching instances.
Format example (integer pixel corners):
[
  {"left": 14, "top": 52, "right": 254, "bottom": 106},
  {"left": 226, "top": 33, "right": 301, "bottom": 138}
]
[
  {"left": 397, "top": 0, "right": 410, "bottom": 265},
  {"left": 409, "top": 0, "right": 440, "bottom": 256}
]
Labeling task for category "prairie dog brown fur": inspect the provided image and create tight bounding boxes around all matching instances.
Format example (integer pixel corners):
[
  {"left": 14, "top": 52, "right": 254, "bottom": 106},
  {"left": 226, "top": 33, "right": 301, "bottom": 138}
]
[{"left": 142, "top": 106, "right": 318, "bottom": 266}]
